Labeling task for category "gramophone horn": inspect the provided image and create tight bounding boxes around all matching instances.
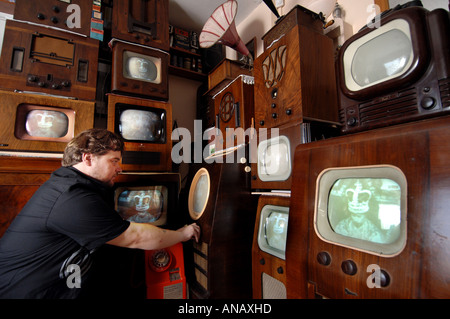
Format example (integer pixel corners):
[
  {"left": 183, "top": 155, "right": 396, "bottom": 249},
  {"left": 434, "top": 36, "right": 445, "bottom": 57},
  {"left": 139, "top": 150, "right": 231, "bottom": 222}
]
[{"left": 199, "top": 0, "right": 250, "bottom": 57}]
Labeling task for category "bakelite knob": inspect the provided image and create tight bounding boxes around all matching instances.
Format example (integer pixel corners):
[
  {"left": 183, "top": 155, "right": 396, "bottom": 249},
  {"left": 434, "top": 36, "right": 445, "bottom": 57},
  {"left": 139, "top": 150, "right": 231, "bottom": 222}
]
[
  {"left": 317, "top": 252, "right": 331, "bottom": 266},
  {"left": 341, "top": 260, "right": 357, "bottom": 276}
]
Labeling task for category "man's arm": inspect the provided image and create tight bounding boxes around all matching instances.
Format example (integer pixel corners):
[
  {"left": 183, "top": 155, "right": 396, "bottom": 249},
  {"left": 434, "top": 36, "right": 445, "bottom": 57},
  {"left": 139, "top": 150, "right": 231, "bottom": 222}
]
[{"left": 107, "top": 222, "right": 200, "bottom": 250}]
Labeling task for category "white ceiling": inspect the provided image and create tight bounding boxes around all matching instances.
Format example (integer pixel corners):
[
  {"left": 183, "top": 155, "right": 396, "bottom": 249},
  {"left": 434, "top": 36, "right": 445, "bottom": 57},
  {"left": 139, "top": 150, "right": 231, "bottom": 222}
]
[{"left": 168, "top": 0, "right": 263, "bottom": 33}]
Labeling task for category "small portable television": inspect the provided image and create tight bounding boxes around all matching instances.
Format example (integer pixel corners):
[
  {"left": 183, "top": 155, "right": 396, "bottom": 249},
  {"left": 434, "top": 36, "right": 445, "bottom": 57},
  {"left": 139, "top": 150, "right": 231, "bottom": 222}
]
[
  {"left": 286, "top": 116, "right": 450, "bottom": 299},
  {"left": 252, "top": 195, "right": 290, "bottom": 299},
  {"left": 0, "top": 90, "right": 94, "bottom": 153},
  {"left": 110, "top": 39, "right": 169, "bottom": 100},
  {"left": 107, "top": 93, "right": 172, "bottom": 172},
  {"left": 337, "top": 6, "right": 450, "bottom": 133},
  {"left": 0, "top": 19, "right": 99, "bottom": 101}
]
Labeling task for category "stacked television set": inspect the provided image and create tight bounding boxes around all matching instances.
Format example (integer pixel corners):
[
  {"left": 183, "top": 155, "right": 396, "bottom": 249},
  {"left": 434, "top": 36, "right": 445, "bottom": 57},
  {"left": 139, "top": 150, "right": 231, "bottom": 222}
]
[
  {"left": 285, "top": 4, "right": 450, "bottom": 299},
  {"left": 0, "top": 1, "right": 103, "bottom": 155},
  {"left": 250, "top": 4, "right": 341, "bottom": 299},
  {"left": 107, "top": 0, "right": 172, "bottom": 173}
]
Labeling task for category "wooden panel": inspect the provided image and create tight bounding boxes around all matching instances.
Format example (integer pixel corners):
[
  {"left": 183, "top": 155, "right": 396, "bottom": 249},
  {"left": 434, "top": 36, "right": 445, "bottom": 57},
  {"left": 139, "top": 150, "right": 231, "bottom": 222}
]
[
  {"left": 286, "top": 115, "right": 450, "bottom": 299},
  {"left": 213, "top": 76, "right": 254, "bottom": 150},
  {"left": 0, "top": 20, "right": 99, "bottom": 101},
  {"left": 13, "top": 0, "right": 92, "bottom": 36},
  {"left": 0, "top": 156, "right": 61, "bottom": 237},
  {"left": 254, "top": 22, "right": 338, "bottom": 130},
  {"left": 111, "top": 0, "right": 169, "bottom": 51}
]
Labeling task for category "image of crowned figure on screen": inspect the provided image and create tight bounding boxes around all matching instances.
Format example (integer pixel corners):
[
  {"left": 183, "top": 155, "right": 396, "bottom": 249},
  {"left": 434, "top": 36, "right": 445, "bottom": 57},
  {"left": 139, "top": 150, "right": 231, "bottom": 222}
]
[
  {"left": 116, "top": 186, "right": 168, "bottom": 225},
  {"left": 328, "top": 178, "right": 401, "bottom": 244}
]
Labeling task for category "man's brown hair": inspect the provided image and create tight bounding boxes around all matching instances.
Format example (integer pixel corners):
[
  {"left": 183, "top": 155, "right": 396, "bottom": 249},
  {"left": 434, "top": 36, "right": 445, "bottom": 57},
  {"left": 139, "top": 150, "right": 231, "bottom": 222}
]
[{"left": 62, "top": 129, "right": 124, "bottom": 167}]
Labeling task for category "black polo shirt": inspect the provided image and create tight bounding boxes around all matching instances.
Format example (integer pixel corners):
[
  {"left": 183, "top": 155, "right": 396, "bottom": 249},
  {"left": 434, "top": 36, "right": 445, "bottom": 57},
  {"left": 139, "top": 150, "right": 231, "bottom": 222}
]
[{"left": 0, "top": 166, "right": 130, "bottom": 299}]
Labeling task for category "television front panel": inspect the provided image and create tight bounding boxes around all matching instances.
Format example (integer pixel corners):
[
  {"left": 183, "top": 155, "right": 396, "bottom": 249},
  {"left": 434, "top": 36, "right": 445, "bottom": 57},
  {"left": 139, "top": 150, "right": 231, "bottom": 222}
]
[
  {"left": 254, "top": 6, "right": 338, "bottom": 130},
  {"left": 111, "top": 40, "right": 169, "bottom": 100},
  {"left": 252, "top": 195, "right": 290, "bottom": 299},
  {"left": 337, "top": 7, "right": 450, "bottom": 133},
  {"left": 107, "top": 94, "right": 172, "bottom": 172},
  {"left": 0, "top": 20, "right": 99, "bottom": 101},
  {"left": 111, "top": 0, "right": 170, "bottom": 51},
  {"left": 0, "top": 90, "right": 94, "bottom": 153},
  {"left": 286, "top": 115, "right": 450, "bottom": 299},
  {"left": 212, "top": 75, "right": 255, "bottom": 151}
]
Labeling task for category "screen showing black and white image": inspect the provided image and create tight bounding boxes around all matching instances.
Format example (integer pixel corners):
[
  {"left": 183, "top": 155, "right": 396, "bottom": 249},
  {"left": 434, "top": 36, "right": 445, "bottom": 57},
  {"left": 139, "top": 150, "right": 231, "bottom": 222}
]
[
  {"left": 328, "top": 178, "right": 401, "bottom": 244},
  {"left": 123, "top": 51, "right": 161, "bottom": 83},
  {"left": 119, "top": 108, "right": 165, "bottom": 142},
  {"left": 116, "top": 186, "right": 167, "bottom": 225},
  {"left": 265, "top": 211, "right": 289, "bottom": 252},
  {"left": 25, "top": 110, "right": 69, "bottom": 138}
]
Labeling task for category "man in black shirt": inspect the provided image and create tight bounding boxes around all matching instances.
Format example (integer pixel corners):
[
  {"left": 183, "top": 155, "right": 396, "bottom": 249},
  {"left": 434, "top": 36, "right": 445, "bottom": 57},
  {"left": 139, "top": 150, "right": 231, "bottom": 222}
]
[{"left": 0, "top": 129, "right": 200, "bottom": 298}]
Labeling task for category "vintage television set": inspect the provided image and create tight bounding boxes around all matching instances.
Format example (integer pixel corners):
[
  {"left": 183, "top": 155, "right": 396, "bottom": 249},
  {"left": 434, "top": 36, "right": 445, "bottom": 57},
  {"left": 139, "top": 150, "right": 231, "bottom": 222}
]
[
  {"left": 0, "top": 20, "right": 99, "bottom": 101},
  {"left": 110, "top": 39, "right": 169, "bottom": 100},
  {"left": 253, "top": 5, "right": 339, "bottom": 131},
  {"left": 0, "top": 90, "right": 94, "bottom": 153},
  {"left": 184, "top": 146, "right": 258, "bottom": 299},
  {"left": 13, "top": 0, "right": 92, "bottom": 37},
  {"left": 111, "top": 0, "right": 169, "bottom": 51},
  {"left": 250, "top": 121, "right": 339, "bottom": 190},
  {"left": 213, "top": 75, "right": 254, "bottom": 151},
  {"left": 286, "top": 115, "right": 450, "bottom": 299},
  {"left": 107, "top": 93, "right": 172, "bottom": 172},
  {"left": 252, "top": 195, "right": 290, "bottom": 299},
  {"left": 337, "top": 6, "right": 450, "bottom": 134}
]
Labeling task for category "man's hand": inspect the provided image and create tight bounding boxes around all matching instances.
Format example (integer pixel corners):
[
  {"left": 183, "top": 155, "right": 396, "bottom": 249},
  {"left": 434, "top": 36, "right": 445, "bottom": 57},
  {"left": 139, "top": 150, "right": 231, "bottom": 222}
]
[{"left": 178, "top": 223, "right": 201, "bottom": 243}]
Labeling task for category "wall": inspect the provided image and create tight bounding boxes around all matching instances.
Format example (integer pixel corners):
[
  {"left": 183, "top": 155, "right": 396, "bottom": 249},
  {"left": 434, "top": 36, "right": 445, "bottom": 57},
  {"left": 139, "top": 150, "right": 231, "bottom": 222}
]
[{"left": 233, "top": 0, "right": 377, "bottom": 59}]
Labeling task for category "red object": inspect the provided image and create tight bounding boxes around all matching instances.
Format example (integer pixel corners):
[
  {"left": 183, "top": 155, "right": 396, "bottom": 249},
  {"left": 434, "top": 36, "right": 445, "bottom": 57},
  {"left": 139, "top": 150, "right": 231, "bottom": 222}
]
[{"left": 145, "top": 242, "right": 187, "bottom": 299}]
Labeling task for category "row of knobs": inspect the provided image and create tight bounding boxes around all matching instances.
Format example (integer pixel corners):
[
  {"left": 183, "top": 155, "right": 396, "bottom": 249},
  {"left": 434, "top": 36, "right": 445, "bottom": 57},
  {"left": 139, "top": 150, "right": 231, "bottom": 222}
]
[
  {"left": 37, "top": 6, "right": 63, "bottom": 24},
  {"left": 28, "top": 75, "right": 70, "bottom": 90},
  {"left": 317, "top": 251, "right": 390, "bottom": 287}
]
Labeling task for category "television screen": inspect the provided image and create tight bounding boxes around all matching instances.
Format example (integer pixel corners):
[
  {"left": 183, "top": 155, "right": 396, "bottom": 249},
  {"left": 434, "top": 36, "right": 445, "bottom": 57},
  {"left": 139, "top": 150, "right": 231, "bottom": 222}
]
[
  {"left": 328, "top": 178, "right": 401, "bottom": 245},
  {"left": 117, "top": 104, "right": 166, "bottom": 143},
  {"left": 314, "top": 165, "right": 407, "bottom": 257},
  {"left": 257, "top": 136, "right": 291, "bottom": 182},
  {"left": 123, "top": 50, "right": 162, "bottom": 84},
  {"left": 343, "top": 19, "right": 413, "bottom": 92},
  {"left": 25, "top": 110, "right": 69, "bottom": 138},
  {"left": 115, "top": 186, "right": 168, "bottom": 226},
  {"left": 258, "top": 205, "right": 289, "bottom": 260},
  {"left": 188, "top": 168, "right": 210, "bottom": 221}
]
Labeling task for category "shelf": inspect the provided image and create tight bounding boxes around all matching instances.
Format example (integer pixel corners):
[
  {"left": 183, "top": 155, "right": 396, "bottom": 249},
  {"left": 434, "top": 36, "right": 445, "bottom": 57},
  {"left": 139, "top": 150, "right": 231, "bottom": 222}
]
[{"left": 169, "top": 65, "right": 206, "bottom": 82}]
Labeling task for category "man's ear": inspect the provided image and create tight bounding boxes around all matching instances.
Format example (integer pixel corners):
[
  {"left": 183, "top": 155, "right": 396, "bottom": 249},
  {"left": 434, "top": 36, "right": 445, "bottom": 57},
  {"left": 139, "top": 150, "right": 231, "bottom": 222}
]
[{"left": 81, "top": 153, "right": 93, "bottom": 166}]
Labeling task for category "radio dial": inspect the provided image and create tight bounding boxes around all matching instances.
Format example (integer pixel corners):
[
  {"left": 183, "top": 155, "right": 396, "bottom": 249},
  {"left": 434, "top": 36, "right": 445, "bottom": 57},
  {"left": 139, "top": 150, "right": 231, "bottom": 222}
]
[
  {"left": 37, "top": 13, "right": 45, "bottom": 20},
  {"left": 28, "top": 75, "right": 38, "bottom": 83},
  {"left": 61, "top": 81, "right": 70, "bottom": 87},
  {"left": 272, "top": 113, "right": 277, "bottom": 119},
  {"left": 52, "top": 6, "right": 60, "bottom": 13},
  {"left": 51, "top": 17, "right": 59, "bottom": 24},
  {"left": 52, "top": 83, "right": 60, "bottom": 90},
  {"left": 259, "top": 120, "right": 265, "bottom": 126},
  {"left": 286, "top": 109, "right": 292, "bottom": 115}
]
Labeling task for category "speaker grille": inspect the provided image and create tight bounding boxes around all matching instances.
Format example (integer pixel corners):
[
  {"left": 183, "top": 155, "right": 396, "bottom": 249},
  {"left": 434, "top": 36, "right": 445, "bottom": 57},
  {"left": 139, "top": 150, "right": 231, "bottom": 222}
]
[{"left": 262, "top": 272, "right": 286, "bottom": 299}]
